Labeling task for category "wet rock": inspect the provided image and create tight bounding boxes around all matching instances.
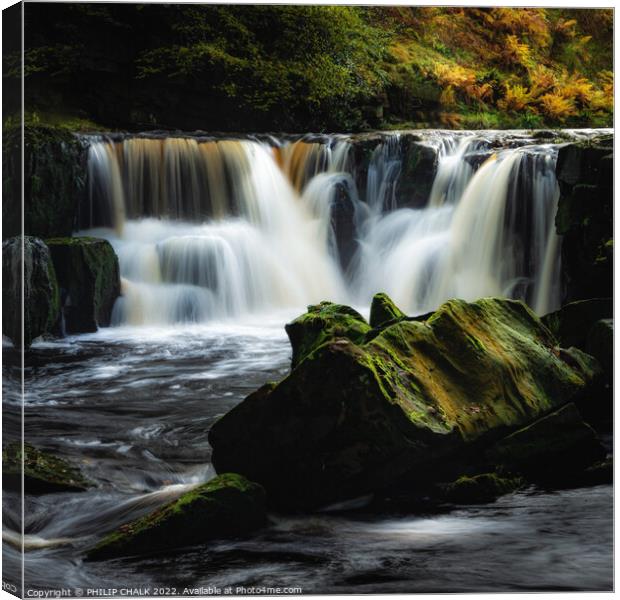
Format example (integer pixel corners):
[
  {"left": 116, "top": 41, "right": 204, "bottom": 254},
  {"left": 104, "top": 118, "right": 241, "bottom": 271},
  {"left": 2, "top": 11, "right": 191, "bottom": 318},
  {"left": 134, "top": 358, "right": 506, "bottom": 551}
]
[
  {"left": 3, "top": 125, "right": 87, "bottom": 239},
  {"left": 397, "top": 136, "right": 438, "bottom": 208},
  {"left": 2, "top": 236, "right": 60, "bottom": 348},
  {"left": 3, "top": 442, "right": 92, "bottom": 494},
  {"left": 45, "top": 237, "right": 120, "bottom": 333},
  {"left": 369, "top": 292, "right": 406, "bottom": 328},
  {"left": 440, "top": 473, "right": 524, "bottom": 505},
  {"left": 210, "top": 296, "right": 599, "bottom": 510},
  {"left": 486, "top": 403, "right": 606, "bottom": 484},
  {"left": 555, "top": 135, "right": 613, "bottom": 302},
  {"left": 86, "top": 474, "right": 266, "bottom": 560},
  {"left": 329, "top": 176, "right": 359, "bottom": 272},
  {"left": 284, "top": 301, "right": 371, "bottom": 369}
]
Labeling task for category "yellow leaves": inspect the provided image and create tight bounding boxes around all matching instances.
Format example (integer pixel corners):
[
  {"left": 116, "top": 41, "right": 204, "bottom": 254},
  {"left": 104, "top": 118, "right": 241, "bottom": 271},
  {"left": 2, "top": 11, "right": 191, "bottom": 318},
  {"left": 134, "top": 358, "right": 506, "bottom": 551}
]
[
  {"left": 497, "top": 84, "right": 533, "bottom": 112},
  {"left": 554, "top": 18, "right": 577, "bottom": 39},
  {"left": 433, "top": 63, "right": 492, "bottom": 106},
  {"left": 502, "top": 34, "right": 532, "bottom": 68},
  {"left": 528, "top": 64, "right": 555, "bottom": 97},
  {"left": 434, "top": 63, "right": 476, "bottom": 88},
  {"left": 539, "top": 93, "right": 577, "bottom": 121},
  {"left": 488, "top": 8, "right": 551, "bottom": 47},
  {"left": 557, "top": 72, "right": 594, "bottom": 105}
]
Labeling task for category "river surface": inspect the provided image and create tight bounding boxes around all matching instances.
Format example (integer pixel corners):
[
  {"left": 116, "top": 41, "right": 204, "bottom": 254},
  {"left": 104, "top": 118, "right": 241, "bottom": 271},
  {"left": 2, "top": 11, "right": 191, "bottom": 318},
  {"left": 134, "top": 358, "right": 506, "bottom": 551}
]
[{"left": 2, "top": 319, "right": 613, "bottom": 594}]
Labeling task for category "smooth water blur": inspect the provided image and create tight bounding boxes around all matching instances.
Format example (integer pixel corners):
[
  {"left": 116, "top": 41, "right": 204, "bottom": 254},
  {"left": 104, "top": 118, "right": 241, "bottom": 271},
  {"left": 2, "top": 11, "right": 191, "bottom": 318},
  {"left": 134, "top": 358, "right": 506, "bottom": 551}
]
[{"left": 80, "top": 130, "right": 595, "bottom": 323}]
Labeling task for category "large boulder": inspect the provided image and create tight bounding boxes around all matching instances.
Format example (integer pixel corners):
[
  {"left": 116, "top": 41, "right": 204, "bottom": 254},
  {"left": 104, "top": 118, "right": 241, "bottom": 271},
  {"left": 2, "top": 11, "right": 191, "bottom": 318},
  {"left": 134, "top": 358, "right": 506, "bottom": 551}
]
[
  {"left": 86, "top": 473, "right": 266, "bottom": 560},
  {"left": 3, "top": 442, "right": 92, "bottom": 494},
  {"left": 2, "top": 236, "right": 60, "bottom": 348},
  {"left": 45, "top": 237, "right": 120, "bottom": 333},
  {"left": 3, "top": 125, "right": 87, "bottom": 239},
  {"left": 210, "top": 296, "right": 600, "bottom": 510},
  {"left": 555, "top": 135, "right": 613, "bottom": 302}
]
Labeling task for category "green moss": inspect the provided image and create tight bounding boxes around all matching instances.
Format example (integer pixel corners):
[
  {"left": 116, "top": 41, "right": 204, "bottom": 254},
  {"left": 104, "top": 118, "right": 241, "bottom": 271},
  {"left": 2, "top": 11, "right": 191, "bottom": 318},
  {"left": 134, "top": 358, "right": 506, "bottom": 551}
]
[
  {"left": 285, "top": 301, "right": 371, "bottom": 368},
  {"left": 3, "top": 442, "right": 92, "bottom": 493},
  {"left": 369, "top": 292, "right": 407, "bottom": 328},
  {"left": 87, "top": 473, "right": 266, "bottom": 560}
]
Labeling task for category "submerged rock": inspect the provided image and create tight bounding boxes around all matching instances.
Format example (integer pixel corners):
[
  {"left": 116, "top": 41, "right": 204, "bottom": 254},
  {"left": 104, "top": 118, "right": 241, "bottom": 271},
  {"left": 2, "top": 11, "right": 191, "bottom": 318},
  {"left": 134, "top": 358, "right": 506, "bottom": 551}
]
[
  {"left": 3, "top": 442, "right": 92, "bottom": 494},
  {"left": 45, "top": 237, "right": 120, "bottom": 333},
  {"left": 86, "top": 473, "right": 266, "bottom": 561},
  {"left": 210, "top": 295, "right": 600, "bottom": 510},
  {"left": 440, "top": 473, "right": 524, "bottom": 505},
  {"left": 2, "top": 236, "right": 60, "bottom": 348},
  {"left": 486, "top": 403, "right": 606, "bottom": 484}
]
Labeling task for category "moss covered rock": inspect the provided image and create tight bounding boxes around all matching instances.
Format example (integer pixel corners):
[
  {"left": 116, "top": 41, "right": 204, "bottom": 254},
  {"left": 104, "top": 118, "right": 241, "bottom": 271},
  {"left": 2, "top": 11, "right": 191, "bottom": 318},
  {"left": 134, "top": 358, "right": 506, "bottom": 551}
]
[
  {"left": 3, "top": 442, "right": 92, "bottom": 494},
  {"left": 210, "top": 296, "right": 599, "bottom": 510},
  {"left": 3, "top": 125, "right": 87, "bottom": 239},
  {"left": 369, "top": 292, "right": 407, "bottom": 328},
  {"left": 284, "top": 301, "right": 371, "bottom": 369},
  {"left": 2, "top": 236, "right": 60, "bottom": 348},
  {"left": 486, "top": 403, "right": 606, "bottom": 484},
  {"left": 86, "top": 473, "right": 266, "bottom": 561},
  {"left": 555, "top": 135, "right": 613, "bottom": 302},
  {"left": 441, "top": 472, "right": 524, "bottom": 505},
  {"left": 45, "top": 237, "right": 120, "bottom": 333}
]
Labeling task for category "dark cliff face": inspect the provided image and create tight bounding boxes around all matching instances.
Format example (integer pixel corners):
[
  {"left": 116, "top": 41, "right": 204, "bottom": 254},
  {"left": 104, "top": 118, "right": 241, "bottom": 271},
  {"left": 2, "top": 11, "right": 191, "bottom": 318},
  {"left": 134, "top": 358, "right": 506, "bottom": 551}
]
[{"left": 555, "top": 134, "right": 613, "bottom": 303}]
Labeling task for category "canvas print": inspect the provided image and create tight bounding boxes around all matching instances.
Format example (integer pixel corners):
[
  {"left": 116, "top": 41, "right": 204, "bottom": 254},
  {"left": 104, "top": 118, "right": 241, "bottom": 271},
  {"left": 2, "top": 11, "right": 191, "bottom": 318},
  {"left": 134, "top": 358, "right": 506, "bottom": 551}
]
[{"left": 2, "top": 3, "right": 614, "bottom": 596}]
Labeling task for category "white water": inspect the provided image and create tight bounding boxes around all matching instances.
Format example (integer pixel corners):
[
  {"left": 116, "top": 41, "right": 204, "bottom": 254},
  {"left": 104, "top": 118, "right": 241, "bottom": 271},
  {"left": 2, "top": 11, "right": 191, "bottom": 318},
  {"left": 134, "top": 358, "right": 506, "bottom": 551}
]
[{"left": 79, "top": 131, "right": 583, "bottom": 325}]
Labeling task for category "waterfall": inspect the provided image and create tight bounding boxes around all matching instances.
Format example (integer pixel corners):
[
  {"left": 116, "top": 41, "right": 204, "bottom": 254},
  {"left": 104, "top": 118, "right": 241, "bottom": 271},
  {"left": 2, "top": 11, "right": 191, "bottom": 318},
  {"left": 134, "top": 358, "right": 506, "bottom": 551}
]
[{"left": 79, "top": 131, "right": 580, "bottom": 326}]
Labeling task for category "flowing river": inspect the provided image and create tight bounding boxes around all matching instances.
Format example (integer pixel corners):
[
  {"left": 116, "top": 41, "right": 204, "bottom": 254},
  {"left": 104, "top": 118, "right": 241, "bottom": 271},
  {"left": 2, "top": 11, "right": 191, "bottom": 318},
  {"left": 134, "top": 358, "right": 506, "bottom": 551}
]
[{"left": 2, "top": 129, "right": 613, "bottom": 593}]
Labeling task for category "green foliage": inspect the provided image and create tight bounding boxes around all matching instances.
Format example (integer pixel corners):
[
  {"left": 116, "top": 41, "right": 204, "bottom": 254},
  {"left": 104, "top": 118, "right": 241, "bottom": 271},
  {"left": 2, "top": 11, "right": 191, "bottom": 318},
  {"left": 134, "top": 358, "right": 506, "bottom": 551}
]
[{"left": 13, "top": 5, "right": 613, "bottom": 131}]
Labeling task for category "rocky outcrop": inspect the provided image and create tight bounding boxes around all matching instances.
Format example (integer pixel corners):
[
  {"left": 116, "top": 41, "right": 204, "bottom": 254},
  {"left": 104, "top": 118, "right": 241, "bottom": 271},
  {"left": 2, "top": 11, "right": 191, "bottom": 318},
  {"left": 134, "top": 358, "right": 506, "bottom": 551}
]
[
  {"left": 2, "top": 236, "right": 60, "bottom": 348},
  {"left": 555, "top": 134, "right": 613, "bottom": 302},
  {"left": 3, "top": 442, "right": 92, "bottom": 494},
  {"left": 210, "top": 294, "right": 601, "bottom": 510},
  {"left": 3, "top": 125, "right": 87, "bottom": 239},
  {"left": 45, "top": 237, "right": 120, "bottom": 333},
  {"left": 86, "top": 474, "right": 266, "bottom": 561}
]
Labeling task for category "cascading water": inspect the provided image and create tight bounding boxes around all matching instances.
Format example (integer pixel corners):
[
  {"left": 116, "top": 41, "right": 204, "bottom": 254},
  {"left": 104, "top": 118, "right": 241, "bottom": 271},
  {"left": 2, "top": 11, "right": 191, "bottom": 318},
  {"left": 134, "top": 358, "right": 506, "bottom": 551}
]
[{"left": 79, "top": 130, "right": 582, "bottom": 326}]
